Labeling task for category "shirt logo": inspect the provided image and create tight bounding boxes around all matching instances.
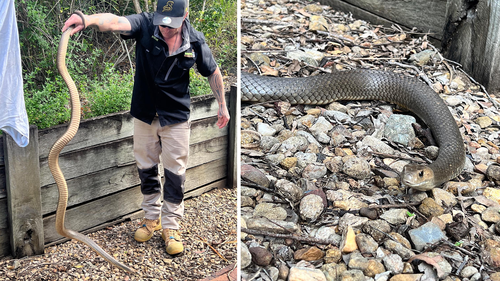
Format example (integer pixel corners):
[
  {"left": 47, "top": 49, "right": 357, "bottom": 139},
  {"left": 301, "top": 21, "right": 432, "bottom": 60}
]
[{"left": 162, "top": 1, "right": 174, "bottom": 12}]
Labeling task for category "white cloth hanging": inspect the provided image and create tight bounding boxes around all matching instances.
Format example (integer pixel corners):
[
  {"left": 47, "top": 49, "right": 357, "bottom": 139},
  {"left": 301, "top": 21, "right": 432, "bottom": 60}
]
[{"left": 0, "top": 0, "right": 29, "bottom": 147}]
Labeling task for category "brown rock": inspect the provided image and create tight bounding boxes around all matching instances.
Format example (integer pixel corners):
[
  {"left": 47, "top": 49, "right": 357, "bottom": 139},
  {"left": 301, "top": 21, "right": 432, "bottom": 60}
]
[
  {"left": 341, "top": 225, "right": 357, "bottom": 253},
  {"left": 278, "top": 262, "right": 290, "bottom": 280},
  {"left": 484, "top": 187, "right": 500, "bottom": 204},
  {"left": 241, "top": 164, "right": 270, "bottom": 188},
  {"left": 389, "top": 232, "right": 412, "bottom": 249},
  {"left": 249, "top": 247, "right": 273, "bottom": 266},
  {"left": 294, "top": 246, "right": 325, "bottom": 261},
  {"left": 389, "top": 274, "right": 424, "bottom": 281},
  {"left": 324, "top": 247, "right": 342, "bottom": 264},
  {"left": 484, "top": 239, "right": 500, "bottom": 269},
  {"left": 491, "top": 272, "right": 500, "bottom": 281},
  {"left": 364, "top": 260, "right": 385, "bottom": 277},
  {"left": 280, "top": 157, "right": 298, "bottom": 170},
  {"left": 419, "top": 198, "right": 444, "bottom": 218},
  {"left": 359, "top": 207, "right": 379, "bottom": 219}
]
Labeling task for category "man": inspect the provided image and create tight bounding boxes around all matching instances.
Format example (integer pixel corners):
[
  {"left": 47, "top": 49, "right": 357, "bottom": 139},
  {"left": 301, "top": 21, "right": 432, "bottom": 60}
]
[{"left": 62, "top": 0, "right": 230, "bottom": 256}]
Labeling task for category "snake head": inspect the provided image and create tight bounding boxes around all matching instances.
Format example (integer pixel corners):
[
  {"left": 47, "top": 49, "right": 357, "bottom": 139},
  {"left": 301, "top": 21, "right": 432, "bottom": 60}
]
[{"left": 401, "top": 164, "right": 435, "bottom": 191}]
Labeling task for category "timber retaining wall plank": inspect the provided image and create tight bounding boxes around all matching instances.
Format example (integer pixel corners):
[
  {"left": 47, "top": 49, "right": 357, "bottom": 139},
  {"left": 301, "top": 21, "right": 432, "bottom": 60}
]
[
  {"left": 41, "top": 164, "right": 140, "bottom": 215},
  {"left": 319, "top": 0, "right": 446, "bottom": 41},
  {"left": 43, "top": 186, "right": 144, "bottom": 243}
]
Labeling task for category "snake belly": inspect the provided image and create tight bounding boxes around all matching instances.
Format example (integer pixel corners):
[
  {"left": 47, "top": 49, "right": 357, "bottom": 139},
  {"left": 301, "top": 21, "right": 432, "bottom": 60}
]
[
  {"left": 47, "top": 26, "right": 134, "bottom": 273},
  {"left": 241, "top": 70, "right": 465, "bottom": 191}
]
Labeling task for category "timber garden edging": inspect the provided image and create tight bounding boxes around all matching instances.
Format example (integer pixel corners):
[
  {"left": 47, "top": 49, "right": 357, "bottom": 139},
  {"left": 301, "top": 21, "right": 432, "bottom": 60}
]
[{"left": 0, "top": 88, "right": 237, "bottom": 258}]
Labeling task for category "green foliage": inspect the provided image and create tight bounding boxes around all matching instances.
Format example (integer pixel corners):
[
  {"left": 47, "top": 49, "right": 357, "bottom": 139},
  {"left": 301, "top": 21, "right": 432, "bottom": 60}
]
[
  {"left": 189, "top": 69, "right": 212, "bottom": 96},
  {"left": 190, "top": 0, "right": 237, "bottom": 71}
]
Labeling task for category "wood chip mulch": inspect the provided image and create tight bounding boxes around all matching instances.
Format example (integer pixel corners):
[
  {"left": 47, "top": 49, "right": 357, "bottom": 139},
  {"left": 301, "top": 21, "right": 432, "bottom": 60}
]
[{"left": 0, "top": 187, "right": 237, "bottom": 281}]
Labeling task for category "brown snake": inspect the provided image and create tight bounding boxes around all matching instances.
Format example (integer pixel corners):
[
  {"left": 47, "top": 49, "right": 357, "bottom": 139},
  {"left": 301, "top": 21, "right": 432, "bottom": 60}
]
[
  {"left": 48, "top": 26, "right": 135, "bottom": 273},
  {"left": 241, "top": 70, "right": 466, "bottom": 191}
]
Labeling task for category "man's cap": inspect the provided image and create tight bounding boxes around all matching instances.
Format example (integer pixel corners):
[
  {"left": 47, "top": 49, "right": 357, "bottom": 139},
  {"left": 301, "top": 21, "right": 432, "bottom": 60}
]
[{"left": 153, "top": 0, "right": 188, "bottom": 28}]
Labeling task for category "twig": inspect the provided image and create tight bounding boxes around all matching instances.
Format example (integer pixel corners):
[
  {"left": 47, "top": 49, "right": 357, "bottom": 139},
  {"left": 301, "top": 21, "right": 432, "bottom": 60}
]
[
  {"left": 456, "top": 255, "right": 469, "bottom": 275},
  {"left": 244, "top": 55, "right": 262, "bottom": 75},
  {"left": 386, "top": 61, "right": 433, "bottom": 88},
  {"left": 196, "top": 235, "right": 229, "bottom": 262},
  {"left": 241, "top": 228, "right": 339, "bottom": 246},
  {"left": 457, "top": 67, "right": 500, "bottom": 110}
]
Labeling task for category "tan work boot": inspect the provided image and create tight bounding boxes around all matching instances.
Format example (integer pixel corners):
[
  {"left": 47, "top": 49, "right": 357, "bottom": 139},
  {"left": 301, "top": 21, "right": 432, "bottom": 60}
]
[
  {"left": 162, "top": 229, "right": 184, "bottom": 255},
  {"left": 134, "top": 218, "right": 161, "bottom": 242}
]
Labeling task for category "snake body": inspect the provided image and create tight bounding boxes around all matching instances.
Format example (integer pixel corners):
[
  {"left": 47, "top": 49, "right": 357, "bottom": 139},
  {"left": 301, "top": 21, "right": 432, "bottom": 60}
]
[
  {"left": 48, "top": 26, "right": 134, "bottom": 273},
  {"left": 241, "top": 70, "right": 465, "bottom": 190}
]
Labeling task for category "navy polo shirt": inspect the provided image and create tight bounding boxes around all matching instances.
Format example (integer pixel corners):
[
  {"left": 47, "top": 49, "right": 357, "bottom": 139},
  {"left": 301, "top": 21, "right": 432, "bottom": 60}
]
[{"left": 121, "top": 13, "right": 218, "bottom": 126}]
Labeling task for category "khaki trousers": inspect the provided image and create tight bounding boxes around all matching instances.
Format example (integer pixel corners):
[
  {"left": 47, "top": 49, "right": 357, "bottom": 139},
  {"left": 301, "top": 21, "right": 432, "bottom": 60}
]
[{"left": 133, "top": 117, "right": 190, "bottom": 229}]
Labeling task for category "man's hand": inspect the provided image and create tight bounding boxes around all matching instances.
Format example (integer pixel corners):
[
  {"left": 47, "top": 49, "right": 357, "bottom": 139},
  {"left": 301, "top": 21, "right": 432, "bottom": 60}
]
[
  {"left": 62, "top": 13, "right": 86, "bottom": 35},
  {"left": 208, "top": 67, "right": 230, "bottom": 129}
]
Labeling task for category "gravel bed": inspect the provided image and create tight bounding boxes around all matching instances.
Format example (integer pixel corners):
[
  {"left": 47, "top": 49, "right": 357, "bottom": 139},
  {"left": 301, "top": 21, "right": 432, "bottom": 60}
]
[
  {"left": 0, "top": 187, "right": 236, "bottom": 281},
  {"left": 240, "top": 0, "right": 500, "bottom": 280}
]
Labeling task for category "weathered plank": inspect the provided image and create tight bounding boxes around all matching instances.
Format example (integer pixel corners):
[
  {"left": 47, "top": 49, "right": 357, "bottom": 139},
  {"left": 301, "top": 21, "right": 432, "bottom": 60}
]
[
  {"left": 184, "top": 157, "right": 227, "bottom": 192},
  {"left": 43, "top": 186, "right": 144, "bottom": 243},
  {"left": 0, "top": 229, "right": 10, "bottom": 257},
  {"left": 0, "top": 198, "right": 7, "bottom": 229},
  {"left": 37, "top": 111, "right": 134, "bottom": 159},
  {"left": 190, "top": 93, "right": 230, "bottom": 121},
  {"left": 190, "top": 116, "right": 228, "bottom": 145},
  {"left": 39, "top": 138, "right": 135, "bottom": 187},
  {"left": 4, "top": 126, "right": 44, "bottom": 257},
  {"left": 39, "top": 133, "right": 227, "bottom": 187},
  {"left": 442, "top": 0, "right": 500, "bottom": 95},
  {"left": 319, "top": 0, "right": 446, "bottom": 41},
  {"left": 227, "top": 86, "right": 238, "bottom": 188},
  {"left": 0, "top": 166, "right": 6, "bottom": 199},
  {"left": 0, "top": 134, "right": 4, "bottom": 166},
  {"left": 41, "top": 164, "right": 141, "bottom": 215},
  {"left": 185, "top": 179, "right": 227, "bottom": 199}
]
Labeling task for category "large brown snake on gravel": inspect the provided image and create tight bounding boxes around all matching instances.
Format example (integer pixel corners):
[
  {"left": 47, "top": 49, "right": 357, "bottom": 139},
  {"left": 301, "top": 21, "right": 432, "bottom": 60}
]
[
  {"left": 48, "top": 26, "right": 135, "bottom": 273},
  {"left": 241, "top": 70, "right": 466, "bottom": 191}
]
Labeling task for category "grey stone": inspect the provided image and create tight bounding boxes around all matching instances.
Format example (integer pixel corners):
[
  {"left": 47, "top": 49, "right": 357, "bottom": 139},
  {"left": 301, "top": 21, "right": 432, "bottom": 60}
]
[
  {"left": 246, "top": 218, "right": 299, "bottom": 233},
  {"left": 424, "top": 146, "right": 439, "bottom": 160},
  {"left": 310, "top": 116, "right": 333, "bottom": 136},
  {"left": 300, "top": 194, "right": 324, "bottom": 221},
  {"left": 343, "top": 156, "right": 371, "bottom": 180},
  {"left": 340, "top": 269, "right": 366, "bottom": 281},
  {"left": 322, "top": 263, "right": 347, "bottom": 281},
  {"left": 258, "top": 122, "right": 277, "bottom": 136},
  {"left": 265, "top": 153, "right": 286, "bottom": 165},
  {"left": 383, "top": 254, "right": 404, "bottom": 274},
  {"left": 279, "top": 136, "right": 309, "bottom": 153},
  {"left": 363, "top": 219, "right": 391, "bottom": 242},
  {"left": 303, "top": 163, "right": 328, "bottom": 179},
  {"left": 383, "top": 114, "right": 416, "bottom": 146},
  {"left": 460, "top": 266, "right": 478, "bottom": 278},
  {"left": 380, "top": 209, "right": 408, "bottom": 225},
  {"left": 287, "top": 50, "right": 320, "bottom": 67},
  {"left": 254, "top": 203, "right": 288, "bottom": 220},
  {"left": 431, "top": 188, "right": 457, "bottom": 207},
  {"left": 314, "top": 226, "right": 342, "bottom": 245},
  {"left": 241, "top": 243, "right": 252, "bottom": 268},
  {"left": 408, "top": 222, "right": 447, "bottom": 251},
  {"left": 339, "top": 213, "right": 369, "bottom": 230},
  {"left": 383, "top": 240, "right": 415, "bottom": 260},
  {"left": 348, "top": 252, "right": 369, "bottom": 271},
  {"left": 261, "top": 136, "right": 280, "bottom": 151},
  {"left": 360, "top": 135, "right": 396, "bottom": 155},
  {"left": 324, "top": 110, "right": 352, "bottom": 123},
  {"left": 275, "top": 179, "right": 303, "bottom": 202},
  {"left": 356, "top": 233, "right": 379, "bottom": 254},
  {"left": 295, "top": 152, "right": 317, "bottom": 169}
]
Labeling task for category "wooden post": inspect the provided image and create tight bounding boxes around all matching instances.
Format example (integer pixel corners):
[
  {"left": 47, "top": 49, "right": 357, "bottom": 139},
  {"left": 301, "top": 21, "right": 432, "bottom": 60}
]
[
  {"left": 227, "top": 86, "right": 238, "bottom": 188},
  {"left": 442, "top": 0, "right": 500, "bottom": 94},
  {"left": 4, "top": 125, "right": 44, "bottom": 257}
]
